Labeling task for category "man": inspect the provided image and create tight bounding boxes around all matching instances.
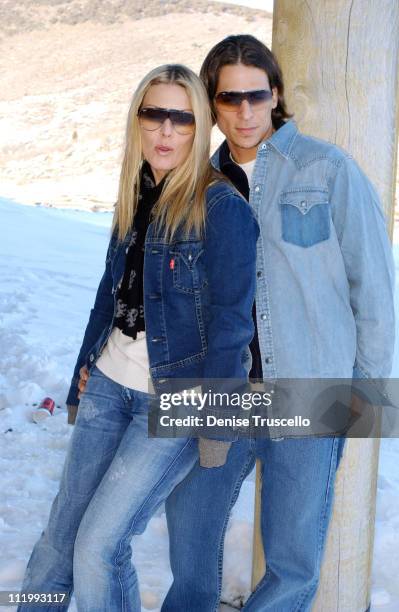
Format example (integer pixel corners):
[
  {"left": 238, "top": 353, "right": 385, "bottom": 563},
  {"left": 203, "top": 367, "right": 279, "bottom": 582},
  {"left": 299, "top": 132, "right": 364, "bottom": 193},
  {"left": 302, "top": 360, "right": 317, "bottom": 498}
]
[{"left": 161, "top": 35, "right": 395, "bottom": 611}]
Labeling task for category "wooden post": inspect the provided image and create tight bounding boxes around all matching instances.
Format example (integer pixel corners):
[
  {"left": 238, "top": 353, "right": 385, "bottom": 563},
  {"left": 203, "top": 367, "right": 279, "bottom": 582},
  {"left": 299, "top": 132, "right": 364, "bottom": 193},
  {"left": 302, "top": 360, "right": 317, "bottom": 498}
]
[{"left": 251, "top": 1, "right": 399, "bottom": 609}]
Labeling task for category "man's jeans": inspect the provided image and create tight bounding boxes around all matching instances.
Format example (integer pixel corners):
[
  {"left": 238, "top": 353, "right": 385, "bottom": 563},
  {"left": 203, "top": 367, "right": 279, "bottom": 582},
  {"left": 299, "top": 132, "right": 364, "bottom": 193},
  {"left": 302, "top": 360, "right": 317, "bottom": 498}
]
[
  {"left": 17, "top": 366, "right": 198, "bottom": 612},
  {"left": 163, "top": 436, "right": 345, "bottom": 612}
]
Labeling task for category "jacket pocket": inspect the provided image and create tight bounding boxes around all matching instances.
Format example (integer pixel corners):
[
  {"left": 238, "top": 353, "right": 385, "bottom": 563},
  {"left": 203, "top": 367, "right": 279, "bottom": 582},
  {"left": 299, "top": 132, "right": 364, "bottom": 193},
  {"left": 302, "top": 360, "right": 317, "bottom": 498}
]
[
  {"left": 280, "top": 188, "right": 330, "bottom": 248},
  {"left": 169, "top": 242, "right": 208, "bottom": 294}
]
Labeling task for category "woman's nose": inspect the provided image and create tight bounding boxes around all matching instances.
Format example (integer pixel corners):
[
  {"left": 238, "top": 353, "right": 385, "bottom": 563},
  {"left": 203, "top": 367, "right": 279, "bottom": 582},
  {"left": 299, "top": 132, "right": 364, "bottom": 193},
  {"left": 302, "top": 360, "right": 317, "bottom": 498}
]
[{"left": 160, "top": 118, "right": 173, "bottom": 136}]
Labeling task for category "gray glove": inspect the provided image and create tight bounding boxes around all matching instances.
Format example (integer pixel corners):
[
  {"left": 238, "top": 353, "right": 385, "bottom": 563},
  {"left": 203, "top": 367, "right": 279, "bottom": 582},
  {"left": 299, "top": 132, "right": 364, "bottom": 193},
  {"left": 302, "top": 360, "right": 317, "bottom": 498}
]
[{"left": 198, "top": 437, "right": 232, "bottom": 468}]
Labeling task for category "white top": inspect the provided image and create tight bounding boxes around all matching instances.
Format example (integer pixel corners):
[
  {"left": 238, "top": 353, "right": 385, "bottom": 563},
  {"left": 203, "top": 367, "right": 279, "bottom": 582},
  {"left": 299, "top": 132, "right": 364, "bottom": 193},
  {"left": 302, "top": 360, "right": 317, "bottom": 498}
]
[
  {"left": 96, "top": 327, "right": 151, "bottom": 393},
  {"left": 230, "top": 153, "right": 256, "bottom": 188}
]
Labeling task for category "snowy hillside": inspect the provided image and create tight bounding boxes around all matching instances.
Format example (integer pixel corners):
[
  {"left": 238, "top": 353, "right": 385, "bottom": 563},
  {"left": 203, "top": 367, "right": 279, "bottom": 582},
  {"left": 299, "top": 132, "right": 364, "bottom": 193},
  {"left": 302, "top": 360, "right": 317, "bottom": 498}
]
[{"left": 0, "top": 198, "right": 398, "bottom": 611}]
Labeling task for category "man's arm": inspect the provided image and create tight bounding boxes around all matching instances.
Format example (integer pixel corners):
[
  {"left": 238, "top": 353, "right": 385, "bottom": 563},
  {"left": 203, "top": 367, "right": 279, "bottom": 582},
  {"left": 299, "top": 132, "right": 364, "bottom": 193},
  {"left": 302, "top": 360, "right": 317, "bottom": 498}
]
[{"left": 330, "top": 156, "right": 395, "bottom": 379}]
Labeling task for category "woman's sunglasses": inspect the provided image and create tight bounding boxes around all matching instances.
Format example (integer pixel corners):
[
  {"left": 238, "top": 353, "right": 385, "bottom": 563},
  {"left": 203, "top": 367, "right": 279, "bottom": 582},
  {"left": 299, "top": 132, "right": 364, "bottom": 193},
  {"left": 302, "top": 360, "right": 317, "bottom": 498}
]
[
  {"left": 138, "top": 106, "right": 195, "bottom": 135},
  {"left": 214, "top": 89, "right": 273, "bottom": 112}
]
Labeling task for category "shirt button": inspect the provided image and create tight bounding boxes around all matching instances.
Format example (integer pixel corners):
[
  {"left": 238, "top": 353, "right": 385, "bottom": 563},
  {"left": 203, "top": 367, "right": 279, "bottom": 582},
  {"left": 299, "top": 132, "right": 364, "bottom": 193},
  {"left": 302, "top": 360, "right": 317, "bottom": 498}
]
[
  {"left": 265, "top": 357, "right": 272, "bottom": 364},
  {"left": 125, "top": 247, "right": 129, "bottom": 254},
  {"left": 89, "top": 354, "right": 95, "bottom": 362},
  {"left": 254, "top": 185, "right": 261, "bottom": 193},
  {"left": 260, "top": 313, "right": 267, "bottom": 321},
  {"left": 257, "top": 271, "right": 262, "bottom": 278},
  {"left": 260, "top": 143, "right": 267, "bottom": 150}
]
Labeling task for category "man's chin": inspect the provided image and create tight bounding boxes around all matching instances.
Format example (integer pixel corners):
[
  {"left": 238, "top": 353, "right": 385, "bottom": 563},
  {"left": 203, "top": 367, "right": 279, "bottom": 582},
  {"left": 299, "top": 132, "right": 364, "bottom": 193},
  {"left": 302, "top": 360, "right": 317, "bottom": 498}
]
[{"left": 233, "top": 138, "right": 261, "bottom": 151}]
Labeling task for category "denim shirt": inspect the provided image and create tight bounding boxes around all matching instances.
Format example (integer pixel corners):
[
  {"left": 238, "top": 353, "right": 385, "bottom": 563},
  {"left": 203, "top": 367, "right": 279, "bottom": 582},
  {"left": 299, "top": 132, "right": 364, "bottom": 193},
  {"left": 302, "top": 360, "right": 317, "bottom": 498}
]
[
  {"left": 211, "top": 120, "right": 395, "bottom": 381},
  {"left": 66, "top": 180, "right": 259, "bottom": 406}
]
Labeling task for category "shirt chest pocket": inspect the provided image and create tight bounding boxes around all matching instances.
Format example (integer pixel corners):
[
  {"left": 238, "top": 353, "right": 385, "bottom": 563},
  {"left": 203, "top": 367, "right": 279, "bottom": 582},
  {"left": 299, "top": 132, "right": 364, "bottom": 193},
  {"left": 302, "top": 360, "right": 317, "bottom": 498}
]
[
  {"left": 280, "top": 188, "right": 330, "bottom": 248},
  {"left": 169, "top": 242, "right": 208, "bottom": 294}
]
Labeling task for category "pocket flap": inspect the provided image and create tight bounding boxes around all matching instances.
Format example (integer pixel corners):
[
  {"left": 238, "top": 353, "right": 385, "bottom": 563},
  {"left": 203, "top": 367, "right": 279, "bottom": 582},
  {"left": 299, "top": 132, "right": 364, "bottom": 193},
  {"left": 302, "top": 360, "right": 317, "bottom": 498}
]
[
  {"left": 280, "top": 189, "right": 329, "bottom": 215},
  {"left": 169, "top": 242, "right": 204, "bottom": 268}
]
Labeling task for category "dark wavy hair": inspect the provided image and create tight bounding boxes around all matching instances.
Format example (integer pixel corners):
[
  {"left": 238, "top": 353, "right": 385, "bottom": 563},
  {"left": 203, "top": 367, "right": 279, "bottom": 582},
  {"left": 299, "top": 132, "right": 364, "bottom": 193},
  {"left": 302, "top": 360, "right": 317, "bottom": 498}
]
[{"left": 200, "top": 34, "right": 292, "bottom": 127}]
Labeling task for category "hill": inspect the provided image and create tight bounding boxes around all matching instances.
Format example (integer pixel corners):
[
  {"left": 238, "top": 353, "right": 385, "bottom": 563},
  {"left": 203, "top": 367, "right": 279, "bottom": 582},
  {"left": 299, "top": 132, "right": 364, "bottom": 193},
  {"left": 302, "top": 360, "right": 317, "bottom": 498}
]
[{"left": 0, "top": 1, "right": 271, "bottom": 209}]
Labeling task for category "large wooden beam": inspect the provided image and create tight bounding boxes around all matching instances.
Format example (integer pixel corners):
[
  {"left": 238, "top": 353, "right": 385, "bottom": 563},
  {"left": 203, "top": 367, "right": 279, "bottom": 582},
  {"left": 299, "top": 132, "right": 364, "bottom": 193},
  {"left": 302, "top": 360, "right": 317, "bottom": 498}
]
[{"left": 251, "top": 1, "right": 399, "bottom": 610}]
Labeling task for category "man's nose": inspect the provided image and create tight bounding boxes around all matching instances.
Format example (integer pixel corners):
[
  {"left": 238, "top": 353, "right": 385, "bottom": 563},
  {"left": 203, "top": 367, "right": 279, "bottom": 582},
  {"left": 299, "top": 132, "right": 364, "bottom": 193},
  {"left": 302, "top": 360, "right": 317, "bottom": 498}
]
[
  {"left": 237, "top": 99, "right": 254, "bottom": 120},
  {"left": 160, "top": 118, "right": 173, "bottom": 136}
]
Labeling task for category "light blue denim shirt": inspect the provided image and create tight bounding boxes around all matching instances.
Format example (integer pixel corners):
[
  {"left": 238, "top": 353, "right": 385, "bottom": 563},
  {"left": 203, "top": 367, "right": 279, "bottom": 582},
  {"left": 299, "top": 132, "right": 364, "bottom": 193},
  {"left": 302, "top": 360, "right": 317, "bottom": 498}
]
[{"left": 212, "top": 120, "right": 395, "bottom": 380}]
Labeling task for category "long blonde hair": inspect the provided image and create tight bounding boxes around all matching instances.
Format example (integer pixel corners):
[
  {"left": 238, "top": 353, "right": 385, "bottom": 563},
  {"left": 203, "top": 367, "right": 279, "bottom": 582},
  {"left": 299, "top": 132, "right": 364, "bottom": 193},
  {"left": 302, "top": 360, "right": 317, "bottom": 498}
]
[{"left": 112, "top": 64, "right": 217, "bottom": 241}]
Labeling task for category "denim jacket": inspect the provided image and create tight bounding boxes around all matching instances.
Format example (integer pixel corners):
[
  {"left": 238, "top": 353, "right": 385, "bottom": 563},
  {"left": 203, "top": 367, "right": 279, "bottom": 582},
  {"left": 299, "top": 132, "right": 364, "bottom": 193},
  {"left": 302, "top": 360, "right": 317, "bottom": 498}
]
[
  {"left": 211, "top": 120, "right": 395, "bottom": 381},
  {"left": 66, "top": 180, "right": 259, "bottom": 406}
]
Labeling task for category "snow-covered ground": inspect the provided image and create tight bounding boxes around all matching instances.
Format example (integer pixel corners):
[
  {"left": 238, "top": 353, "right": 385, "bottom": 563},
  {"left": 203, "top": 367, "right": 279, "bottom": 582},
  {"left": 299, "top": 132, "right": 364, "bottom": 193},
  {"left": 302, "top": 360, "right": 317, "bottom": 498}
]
[{"left": 0, "top": 197, "right": 398, "bottom": 611}]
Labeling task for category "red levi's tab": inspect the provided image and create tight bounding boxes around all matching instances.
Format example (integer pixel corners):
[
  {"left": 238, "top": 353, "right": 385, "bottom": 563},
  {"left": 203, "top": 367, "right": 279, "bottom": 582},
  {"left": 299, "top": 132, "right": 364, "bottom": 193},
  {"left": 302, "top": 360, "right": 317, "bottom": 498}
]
[{"left": 169, "top": 258, "right": 175, "bottom": 270}]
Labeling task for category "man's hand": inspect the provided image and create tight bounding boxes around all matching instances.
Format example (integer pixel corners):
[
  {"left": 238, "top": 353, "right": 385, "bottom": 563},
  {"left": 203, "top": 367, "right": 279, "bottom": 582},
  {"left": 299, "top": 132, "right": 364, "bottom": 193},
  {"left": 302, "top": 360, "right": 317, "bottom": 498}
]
[
  {"left": 78, "top": 365, "right": 90, "bottom": 398},
  {"left": 349, "top": 393, "right": 379, "bottom": 437}
]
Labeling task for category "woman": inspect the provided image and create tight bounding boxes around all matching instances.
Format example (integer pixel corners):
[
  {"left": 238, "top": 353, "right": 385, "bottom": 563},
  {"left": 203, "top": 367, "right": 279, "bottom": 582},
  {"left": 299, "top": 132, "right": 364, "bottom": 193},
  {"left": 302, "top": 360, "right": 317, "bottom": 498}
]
[{"left": 18, "top": 64, "right": 258, "bottom": 612}]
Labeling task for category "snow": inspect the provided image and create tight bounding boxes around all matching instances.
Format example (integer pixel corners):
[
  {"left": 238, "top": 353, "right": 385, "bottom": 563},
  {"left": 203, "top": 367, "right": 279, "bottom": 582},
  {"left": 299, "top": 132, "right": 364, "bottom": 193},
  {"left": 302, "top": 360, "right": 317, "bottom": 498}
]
[{"left": 0, "top": 197, "right": 398, "bottom": 611}]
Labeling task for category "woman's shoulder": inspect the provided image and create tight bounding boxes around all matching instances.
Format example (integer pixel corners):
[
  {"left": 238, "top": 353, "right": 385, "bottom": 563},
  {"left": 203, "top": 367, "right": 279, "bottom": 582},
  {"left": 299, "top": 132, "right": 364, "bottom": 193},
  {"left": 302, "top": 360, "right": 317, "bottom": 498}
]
[
  {"left": 205, "top": 176, "right": 244, "bottom": 210},
  {"left": 204, "top": 178, "right": 258, "bottom": 235}
]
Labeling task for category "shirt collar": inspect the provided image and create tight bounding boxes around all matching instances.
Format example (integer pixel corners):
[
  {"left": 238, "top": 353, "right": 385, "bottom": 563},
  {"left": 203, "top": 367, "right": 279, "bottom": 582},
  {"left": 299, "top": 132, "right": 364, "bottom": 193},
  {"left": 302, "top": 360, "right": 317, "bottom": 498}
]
[{"left": 267, "top": 119, "right": 298, "bottom": 159}]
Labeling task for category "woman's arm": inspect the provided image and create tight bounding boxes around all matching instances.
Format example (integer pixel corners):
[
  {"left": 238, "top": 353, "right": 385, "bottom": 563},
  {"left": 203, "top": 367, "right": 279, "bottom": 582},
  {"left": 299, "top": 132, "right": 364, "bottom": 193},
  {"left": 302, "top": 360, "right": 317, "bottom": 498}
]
[
  {"left": 199, "top": 189, "right": 259, "bottom": 465},
  {"left": 203, "top": 190, "right": 259, "bottom": 380},
  {"left": 66, "top": 236, "right": 116, "bottom": 409}
]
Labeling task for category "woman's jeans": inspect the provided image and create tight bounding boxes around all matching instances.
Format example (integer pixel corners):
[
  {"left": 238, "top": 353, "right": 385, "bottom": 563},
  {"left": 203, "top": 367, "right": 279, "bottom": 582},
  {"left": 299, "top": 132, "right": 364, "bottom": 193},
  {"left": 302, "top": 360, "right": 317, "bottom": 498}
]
[
  {"left": 163, "top": 435, "right": 345, "bottom": 612},
  {"left": 17, "top": 366, "right": 198, "bottom": 612}
]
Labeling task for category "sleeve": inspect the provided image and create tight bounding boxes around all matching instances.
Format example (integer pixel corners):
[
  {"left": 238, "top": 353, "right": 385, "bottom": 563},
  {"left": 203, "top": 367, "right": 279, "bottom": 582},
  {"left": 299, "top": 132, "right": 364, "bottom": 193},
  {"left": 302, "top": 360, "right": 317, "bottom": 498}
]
[
  {"left": 197, "top": 191, "right": 259, "bottom": 456},
  {"left": 65, "top": 236, "right": 116, "bottom": 406},
  {"left": 330, "top": 156, "right": 395, "bottom": 379},
  {"left": 202, "top": 191, "right": 259, "bottom": 381}
]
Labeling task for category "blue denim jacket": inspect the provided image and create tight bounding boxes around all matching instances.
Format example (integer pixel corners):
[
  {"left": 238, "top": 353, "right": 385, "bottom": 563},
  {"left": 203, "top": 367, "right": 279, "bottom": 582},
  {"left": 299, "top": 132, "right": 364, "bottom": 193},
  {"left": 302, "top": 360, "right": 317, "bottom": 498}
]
[
  {"left": 211, "top": 120, "right": 395, "bottom": 381},
  {"left": 66, "top": 180, "right": 259, "bottom": 406}
]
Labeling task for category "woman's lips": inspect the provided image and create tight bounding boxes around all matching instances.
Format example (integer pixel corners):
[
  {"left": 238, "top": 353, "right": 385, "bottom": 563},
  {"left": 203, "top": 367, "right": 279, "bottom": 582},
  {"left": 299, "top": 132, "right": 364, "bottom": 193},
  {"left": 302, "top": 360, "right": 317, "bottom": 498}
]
[{"left": 155, "top": 145, "right": 173, "bottom": 154}]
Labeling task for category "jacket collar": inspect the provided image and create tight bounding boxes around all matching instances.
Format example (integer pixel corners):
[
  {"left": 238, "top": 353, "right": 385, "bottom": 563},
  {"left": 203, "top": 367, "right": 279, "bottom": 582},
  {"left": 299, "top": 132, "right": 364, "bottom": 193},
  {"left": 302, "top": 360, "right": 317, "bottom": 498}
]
[{"left": 211, "top": 119, "right": 298, "bottom": 170}]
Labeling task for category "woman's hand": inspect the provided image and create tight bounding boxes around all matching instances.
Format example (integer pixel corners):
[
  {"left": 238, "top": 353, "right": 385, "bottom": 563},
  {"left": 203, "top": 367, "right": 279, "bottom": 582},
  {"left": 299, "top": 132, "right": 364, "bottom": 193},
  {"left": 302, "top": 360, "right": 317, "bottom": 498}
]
[
  {"left": 78, "top": 366, "right": 90, "bottom": 398},
  {"left": 67, "top": 405, "right": 78, "bottom": 425},
  {"left": 67, "top": 366, "right": 89, "bottom": 425}
]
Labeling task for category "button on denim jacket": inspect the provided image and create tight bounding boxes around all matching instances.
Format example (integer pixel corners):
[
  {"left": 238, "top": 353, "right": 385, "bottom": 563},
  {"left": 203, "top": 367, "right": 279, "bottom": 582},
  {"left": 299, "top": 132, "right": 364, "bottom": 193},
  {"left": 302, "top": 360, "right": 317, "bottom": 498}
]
[
  {"left": 66, "top": 180, "right": 259, "bottom": 407},
  {"left": 211, "top": 120, "right": 395, "bottom": 381}
]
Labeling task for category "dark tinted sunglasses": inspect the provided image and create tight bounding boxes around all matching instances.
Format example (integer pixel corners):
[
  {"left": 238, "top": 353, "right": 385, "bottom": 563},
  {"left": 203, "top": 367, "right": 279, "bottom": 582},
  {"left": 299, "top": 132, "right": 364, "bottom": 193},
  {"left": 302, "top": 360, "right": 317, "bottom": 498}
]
[
  {"left": 214, "top": 89, "right": 273, "bottom": 111},
  {"left": 138, "top": 106, "right": 195, "bottom": 135}
]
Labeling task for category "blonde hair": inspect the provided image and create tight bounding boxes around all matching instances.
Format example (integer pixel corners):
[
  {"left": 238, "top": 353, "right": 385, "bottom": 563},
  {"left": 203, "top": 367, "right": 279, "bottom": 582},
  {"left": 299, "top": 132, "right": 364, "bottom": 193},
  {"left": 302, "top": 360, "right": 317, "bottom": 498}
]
[{"left": 112, "top": 64, "right": 217, "bottom": 241}]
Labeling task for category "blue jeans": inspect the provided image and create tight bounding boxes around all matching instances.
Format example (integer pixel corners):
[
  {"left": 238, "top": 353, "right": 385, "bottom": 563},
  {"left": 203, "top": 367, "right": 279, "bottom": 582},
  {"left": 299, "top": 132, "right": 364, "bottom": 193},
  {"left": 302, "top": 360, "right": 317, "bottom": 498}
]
[
  {"left": 163, "top": 436, "right": 345, "bottom": 612},
  {"left": 17, "top": 366, "right": 198, "bottom": 612}
]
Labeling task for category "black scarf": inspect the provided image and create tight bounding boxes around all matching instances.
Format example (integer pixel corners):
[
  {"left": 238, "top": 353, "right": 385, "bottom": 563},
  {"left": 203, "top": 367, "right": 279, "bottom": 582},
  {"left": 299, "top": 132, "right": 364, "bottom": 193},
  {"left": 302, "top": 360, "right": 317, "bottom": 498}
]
[{"left": 114, "top": 162, "right": 165, "bottom": 339}]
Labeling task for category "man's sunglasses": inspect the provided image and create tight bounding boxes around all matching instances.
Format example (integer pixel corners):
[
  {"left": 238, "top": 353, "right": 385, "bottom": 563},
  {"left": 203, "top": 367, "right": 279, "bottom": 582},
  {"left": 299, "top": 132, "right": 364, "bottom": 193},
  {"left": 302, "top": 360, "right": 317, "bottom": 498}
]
[
  {"left": 214, "top": 89, "right": 273, "bottom": 111},
  {"left": 138, "top": 106, "right": 195, "bottom": 135}
]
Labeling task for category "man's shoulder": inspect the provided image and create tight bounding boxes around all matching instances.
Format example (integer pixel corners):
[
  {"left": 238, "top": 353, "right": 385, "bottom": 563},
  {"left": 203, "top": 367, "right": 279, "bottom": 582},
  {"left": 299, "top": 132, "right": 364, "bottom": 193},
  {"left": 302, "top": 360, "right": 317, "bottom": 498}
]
[{"left": 290, "top": 128, "right": 351, "bottom": 168}]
